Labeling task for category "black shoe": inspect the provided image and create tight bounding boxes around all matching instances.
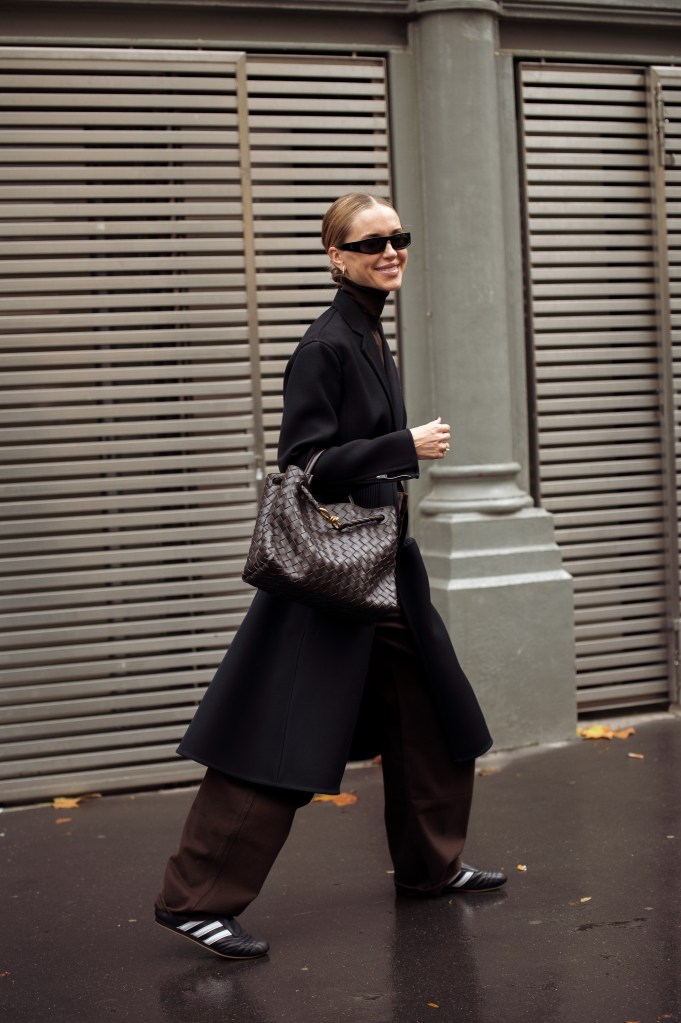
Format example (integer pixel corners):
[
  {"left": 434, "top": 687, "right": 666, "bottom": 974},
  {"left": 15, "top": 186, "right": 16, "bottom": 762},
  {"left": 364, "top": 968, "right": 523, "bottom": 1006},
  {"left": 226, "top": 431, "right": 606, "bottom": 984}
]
[
  {"left": 155, "top": 908, "right": 269, "bottom": 959},
  {"left": 443, "top": 864, "right": 507, "bottom": 894}
]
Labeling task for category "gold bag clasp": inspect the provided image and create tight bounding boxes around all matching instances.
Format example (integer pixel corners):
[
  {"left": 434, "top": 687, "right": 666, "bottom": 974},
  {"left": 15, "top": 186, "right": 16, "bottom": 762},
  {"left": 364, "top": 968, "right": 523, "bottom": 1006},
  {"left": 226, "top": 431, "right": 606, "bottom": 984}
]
[{"left": 318, "top": 507, "right": 342, "bottom": 529}]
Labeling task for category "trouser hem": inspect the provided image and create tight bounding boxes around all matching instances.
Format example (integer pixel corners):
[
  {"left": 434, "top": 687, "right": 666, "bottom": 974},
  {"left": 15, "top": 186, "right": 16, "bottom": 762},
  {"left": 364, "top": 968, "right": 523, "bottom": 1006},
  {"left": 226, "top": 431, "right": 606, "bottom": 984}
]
[{"left": 393, "top": 879, "right": 450, "bottom": 899}]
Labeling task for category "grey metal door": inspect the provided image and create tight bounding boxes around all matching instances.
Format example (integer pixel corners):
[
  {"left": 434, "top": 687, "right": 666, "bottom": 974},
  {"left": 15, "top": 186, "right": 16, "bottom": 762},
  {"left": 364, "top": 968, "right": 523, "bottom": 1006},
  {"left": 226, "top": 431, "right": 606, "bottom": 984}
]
[{"left": 519, "top": 62, "right": 680, "bottom": 713}]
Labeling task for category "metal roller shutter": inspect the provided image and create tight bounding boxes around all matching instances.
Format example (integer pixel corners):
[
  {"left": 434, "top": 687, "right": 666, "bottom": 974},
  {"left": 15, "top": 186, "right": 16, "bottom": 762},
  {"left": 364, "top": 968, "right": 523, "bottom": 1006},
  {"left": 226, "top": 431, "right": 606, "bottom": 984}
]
[
  {"left": 0, "top": 48, "right": 255, "bottom": 802},
  {"left": 0, "top": 48, "right": 393, "bottom": 802},
  {"left": 519, "top": 64, "right": 674, "bottom": 712}
]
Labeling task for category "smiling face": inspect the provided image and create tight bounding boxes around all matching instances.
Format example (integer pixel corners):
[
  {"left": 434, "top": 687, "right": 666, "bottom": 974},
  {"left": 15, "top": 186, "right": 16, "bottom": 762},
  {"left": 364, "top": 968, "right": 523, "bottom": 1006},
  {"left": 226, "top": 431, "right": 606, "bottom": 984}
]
[{"left": 328, "top": 201, "right": 408, "bottom": 292}]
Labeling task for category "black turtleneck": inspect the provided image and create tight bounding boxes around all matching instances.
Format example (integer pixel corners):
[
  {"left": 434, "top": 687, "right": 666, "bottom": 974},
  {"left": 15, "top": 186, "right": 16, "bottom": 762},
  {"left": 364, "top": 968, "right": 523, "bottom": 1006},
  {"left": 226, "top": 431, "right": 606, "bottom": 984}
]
[{"left": 338, "top": 276, "right": 388, "bottom": 364}]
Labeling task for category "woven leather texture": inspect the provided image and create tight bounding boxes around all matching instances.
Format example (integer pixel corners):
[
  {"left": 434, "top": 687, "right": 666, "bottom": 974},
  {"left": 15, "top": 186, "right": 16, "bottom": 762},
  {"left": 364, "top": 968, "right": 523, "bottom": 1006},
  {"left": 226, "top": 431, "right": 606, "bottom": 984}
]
[{"left": 242, "top": 465, "right": 399, "bottom": 622}]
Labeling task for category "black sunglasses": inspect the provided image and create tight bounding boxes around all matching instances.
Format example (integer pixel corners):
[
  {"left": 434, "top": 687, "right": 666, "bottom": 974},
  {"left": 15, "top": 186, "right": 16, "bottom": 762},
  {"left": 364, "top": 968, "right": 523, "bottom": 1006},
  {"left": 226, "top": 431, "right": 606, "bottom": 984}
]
[{"left": 337, "top": 231, "right": 411, "bottom": 255}]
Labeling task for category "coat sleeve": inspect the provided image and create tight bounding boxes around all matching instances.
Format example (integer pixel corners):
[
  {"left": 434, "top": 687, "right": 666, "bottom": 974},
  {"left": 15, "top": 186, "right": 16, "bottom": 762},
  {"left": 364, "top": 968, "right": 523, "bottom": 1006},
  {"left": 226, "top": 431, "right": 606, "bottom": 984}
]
[{"left": 277, "top": 338, "right": 419, "bottom": 485}]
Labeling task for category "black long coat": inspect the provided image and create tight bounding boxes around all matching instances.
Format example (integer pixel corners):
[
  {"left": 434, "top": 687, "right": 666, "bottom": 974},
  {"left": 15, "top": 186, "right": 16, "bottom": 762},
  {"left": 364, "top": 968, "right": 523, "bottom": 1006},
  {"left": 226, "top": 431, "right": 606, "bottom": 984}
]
[{"left": 178, "top": 290, "right": 492, "bottom": 793}]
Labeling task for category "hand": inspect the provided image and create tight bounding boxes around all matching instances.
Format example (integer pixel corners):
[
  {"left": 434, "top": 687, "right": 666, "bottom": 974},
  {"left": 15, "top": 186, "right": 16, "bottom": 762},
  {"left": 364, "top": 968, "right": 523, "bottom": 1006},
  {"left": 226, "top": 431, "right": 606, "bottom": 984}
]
[{"left": 410, "top": 416, "right": 451, "bottom": 460}]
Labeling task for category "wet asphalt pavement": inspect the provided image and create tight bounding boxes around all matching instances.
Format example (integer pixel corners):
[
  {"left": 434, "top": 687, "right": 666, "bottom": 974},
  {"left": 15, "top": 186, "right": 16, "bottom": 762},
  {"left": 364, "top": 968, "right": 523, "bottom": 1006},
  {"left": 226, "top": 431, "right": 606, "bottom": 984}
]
[{"left": 1, "top": 713, "right": 680, "bottom": 1023}]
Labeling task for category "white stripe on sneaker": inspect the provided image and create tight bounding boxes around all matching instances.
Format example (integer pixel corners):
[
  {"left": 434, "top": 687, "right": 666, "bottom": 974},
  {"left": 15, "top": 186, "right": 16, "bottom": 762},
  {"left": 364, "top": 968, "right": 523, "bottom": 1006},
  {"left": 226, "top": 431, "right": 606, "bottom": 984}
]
[
  {"left": 450, "top": 869, "right": 476, "bottom": 888},
  {"left": 192, "top": 921, "right": 226, "bottom": 938},
  {"left": 178, "top": 919, "right": 206, "bottom": 932},
  {"left": 204, "top": 928, "right": 233, "bottom": 945}
]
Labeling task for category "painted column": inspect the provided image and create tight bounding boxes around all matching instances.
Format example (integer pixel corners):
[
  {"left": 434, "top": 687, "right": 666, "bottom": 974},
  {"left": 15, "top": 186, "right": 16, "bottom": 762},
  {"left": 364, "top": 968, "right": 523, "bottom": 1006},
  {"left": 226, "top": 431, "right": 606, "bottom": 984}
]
[{"left": 406, "top": 0, "right": 576, "bottom": 747}]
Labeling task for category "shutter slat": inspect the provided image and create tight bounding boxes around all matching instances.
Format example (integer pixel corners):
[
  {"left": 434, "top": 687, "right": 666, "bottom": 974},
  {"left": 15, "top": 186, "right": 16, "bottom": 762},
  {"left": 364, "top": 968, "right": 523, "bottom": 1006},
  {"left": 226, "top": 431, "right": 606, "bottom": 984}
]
[
  {"left": 1, "top": 574, "right": 251, "bottom": 617},
  {"left": 0, "top": 221, "right": 242, "bottom": 239},
  {"left": 0, "top": 234, "right": 241, "bottom": 254},
  {"left": 0, "top": 760, "right": 204, "bottom": 803},
  {"left": 0, "top": 129, "right": 239, "bottom": 144},
  {"left": 1, "top": 591, "right": 250, "bottom": 632},
  {"left": 0, "top": 183, "right": 242, "bottom": 199},
  {"left": 3, "top": 71, "right": 236, "bottom": 91},
  {"left": 1, "top": 255, "right": 247, "bottom": 275},
  {"left": 0, "top": 111, "right": 238, "bottom": 126}
]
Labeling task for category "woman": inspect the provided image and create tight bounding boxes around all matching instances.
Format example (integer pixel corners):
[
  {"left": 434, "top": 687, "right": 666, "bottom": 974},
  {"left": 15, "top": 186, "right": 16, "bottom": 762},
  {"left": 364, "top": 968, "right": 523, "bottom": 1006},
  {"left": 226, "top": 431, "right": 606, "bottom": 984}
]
[{"left": 154, "top": 193, "right": 506, "bottom": 960}]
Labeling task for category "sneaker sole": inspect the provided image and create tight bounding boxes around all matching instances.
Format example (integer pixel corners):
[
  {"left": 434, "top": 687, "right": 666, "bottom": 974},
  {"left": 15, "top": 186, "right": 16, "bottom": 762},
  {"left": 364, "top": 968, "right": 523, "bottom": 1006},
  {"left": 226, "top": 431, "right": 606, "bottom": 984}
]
[
  {"left": 154, "top": 919, "right": 268, "bottom": 960},
  {"left": 445, "top": 882, "right": 507, "bottom": 894},
  {"left": 396, "top": 880, "right": 507, "bottom": 897}
]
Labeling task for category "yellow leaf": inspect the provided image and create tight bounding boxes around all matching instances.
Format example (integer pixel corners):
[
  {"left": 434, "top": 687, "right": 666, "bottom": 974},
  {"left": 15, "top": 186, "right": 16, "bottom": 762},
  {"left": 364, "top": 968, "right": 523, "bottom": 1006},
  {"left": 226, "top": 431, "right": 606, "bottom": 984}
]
[
  {"left": 577, "top": 724, "right": 609, "bottom": 740},
  {"left": 55, "top": 817, "right": 72, "bottom": 825},
  {"left": 312, "top": 792, "right": 358, "bottom": 807},
  {"left": 627, "top": 753, "right": 645, "bottom": 760},
  {"left": 517, "top": 864, "right": 527, "bottom": 872},
  {"left": 427, "top": 1003, "right": 440, "bottom": 1009},
  {"left": 577, "top": 725, "right": 635, "bottom": 741},
  {"left": 580, "top": 897, "right": 592, "bottom": 903},
  {"left": 51, "top": 793, "right": 101, "bottom": 809}
]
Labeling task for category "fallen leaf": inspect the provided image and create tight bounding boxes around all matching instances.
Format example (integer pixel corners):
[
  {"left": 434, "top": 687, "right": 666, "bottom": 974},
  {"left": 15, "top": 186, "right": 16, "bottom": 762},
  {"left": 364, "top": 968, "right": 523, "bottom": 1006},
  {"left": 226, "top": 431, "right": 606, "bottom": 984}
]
[
  {"left": 577, "top": 725, "right": 635, "bottom": 741},
  {"left": 627, "top": 753, "right": 645, "bottom": 760},
  {"left": 478, "top": 767, "right": 499, "bottom": 777},
  {"left": 52, "top": 793, "right": 101, "bottom": 809},
  {"left": 0, "top": 972, "right": 11, "bottom": 978},
  {"left": 55, "top": 817, "right": 72, "bottom": 825},
  {"left": 312, "top": 792, "right": 358, "bottom": 807},
  {"left": 517, "top": 864, "right": 527, "bottom": 872},
  {"left": 580, "top": 897, "right": 592, "bottom": 903},
  {"left": 427, "top": 1004, "right": 440, "bottom": 1009}
]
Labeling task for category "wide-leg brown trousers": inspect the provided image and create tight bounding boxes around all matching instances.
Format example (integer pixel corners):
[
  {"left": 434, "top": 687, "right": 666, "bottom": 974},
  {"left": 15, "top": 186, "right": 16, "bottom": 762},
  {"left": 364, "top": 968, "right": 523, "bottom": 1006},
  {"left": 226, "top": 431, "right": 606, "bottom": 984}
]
[{"left": 156, "top": 610, "right": 475, "bottom": 918}]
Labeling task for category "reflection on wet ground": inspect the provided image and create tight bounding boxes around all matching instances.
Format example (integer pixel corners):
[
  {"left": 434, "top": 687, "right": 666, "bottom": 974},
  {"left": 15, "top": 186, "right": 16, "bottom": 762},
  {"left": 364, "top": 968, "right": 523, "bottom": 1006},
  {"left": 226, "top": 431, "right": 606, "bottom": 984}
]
[{"left": 2, "top": 715, "right": 680, "bottom": 1022}]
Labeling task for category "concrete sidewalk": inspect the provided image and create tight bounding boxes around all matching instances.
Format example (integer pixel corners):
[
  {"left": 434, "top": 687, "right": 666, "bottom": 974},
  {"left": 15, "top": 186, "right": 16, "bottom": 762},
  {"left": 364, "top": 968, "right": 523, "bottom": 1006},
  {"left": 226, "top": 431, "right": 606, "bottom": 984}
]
[{"left": 1, "top": 714, "right": 680, "bottom": 1023}]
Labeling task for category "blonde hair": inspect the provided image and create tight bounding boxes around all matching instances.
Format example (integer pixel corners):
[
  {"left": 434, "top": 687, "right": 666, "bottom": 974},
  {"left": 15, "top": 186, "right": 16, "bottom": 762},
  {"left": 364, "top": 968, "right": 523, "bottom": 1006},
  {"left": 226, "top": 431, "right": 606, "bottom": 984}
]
[{"left": 321, "top": 193, "right": 395, "bottom": 283}]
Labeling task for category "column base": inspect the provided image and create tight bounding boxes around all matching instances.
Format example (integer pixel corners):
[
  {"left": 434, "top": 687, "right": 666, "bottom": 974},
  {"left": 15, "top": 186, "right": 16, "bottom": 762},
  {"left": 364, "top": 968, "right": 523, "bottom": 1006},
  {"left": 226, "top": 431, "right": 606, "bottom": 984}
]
[{"left": 420, "top": 506, "right": 576, "bottom": 751}]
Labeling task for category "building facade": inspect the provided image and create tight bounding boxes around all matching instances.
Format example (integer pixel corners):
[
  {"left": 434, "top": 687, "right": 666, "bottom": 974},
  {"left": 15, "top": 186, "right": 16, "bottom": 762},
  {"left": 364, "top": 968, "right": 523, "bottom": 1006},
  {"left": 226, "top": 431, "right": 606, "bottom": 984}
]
[{"left": 1, "top": 0, "right": 680, "bottom": 801}]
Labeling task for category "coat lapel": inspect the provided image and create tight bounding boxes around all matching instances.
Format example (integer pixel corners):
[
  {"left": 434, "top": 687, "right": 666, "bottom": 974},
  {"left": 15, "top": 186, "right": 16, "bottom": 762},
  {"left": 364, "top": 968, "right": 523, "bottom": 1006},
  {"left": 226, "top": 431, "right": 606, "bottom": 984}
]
[
  {"left": 377, "top": 320, "right": 406, "bottom": 430},
  {"left": 333, "top": 291, "right": 399, "bottom": 429}
]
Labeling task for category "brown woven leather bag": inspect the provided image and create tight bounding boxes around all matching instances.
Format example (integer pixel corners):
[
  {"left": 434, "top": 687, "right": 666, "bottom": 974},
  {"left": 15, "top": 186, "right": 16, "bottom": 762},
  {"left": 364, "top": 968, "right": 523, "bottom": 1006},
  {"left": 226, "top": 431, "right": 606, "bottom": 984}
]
[{"left": 242, "top": 453, "right": 399, "bottom": 622}]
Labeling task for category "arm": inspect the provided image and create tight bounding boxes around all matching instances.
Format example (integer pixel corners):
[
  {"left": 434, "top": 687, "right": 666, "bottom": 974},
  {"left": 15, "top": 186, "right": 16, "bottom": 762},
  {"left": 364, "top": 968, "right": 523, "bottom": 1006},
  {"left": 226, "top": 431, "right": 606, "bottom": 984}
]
[{"left": 277, "top": 339, "right": 419, "bottom": 485}]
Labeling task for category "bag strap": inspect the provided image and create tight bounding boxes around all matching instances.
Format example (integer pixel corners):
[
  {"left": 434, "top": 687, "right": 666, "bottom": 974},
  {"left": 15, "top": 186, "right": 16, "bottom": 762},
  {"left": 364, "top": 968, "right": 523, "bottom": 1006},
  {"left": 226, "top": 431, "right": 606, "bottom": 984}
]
[{"left": 303, "top": 450, "right": 325, "bottom": 476}]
